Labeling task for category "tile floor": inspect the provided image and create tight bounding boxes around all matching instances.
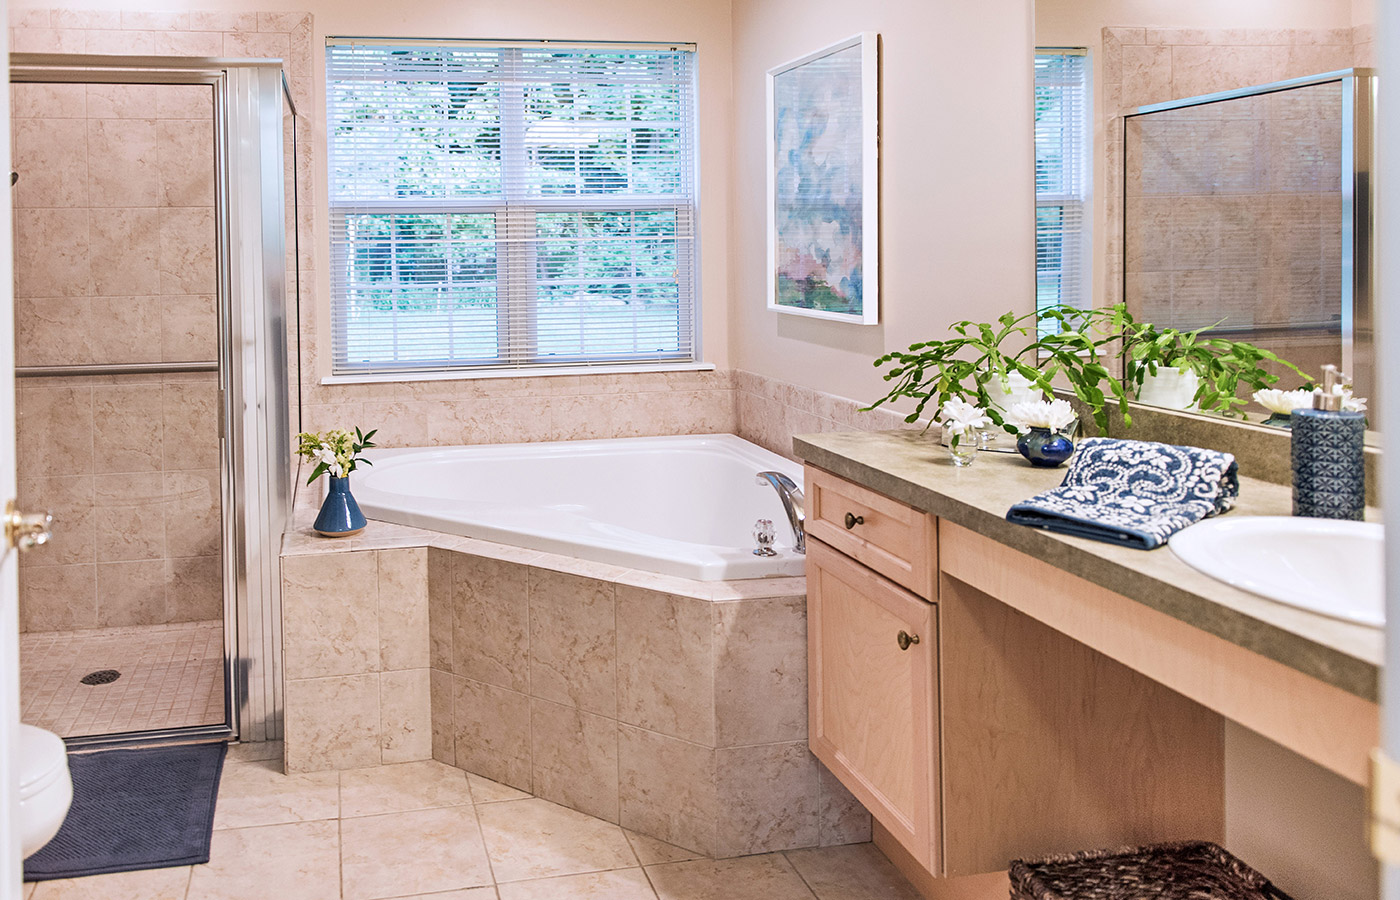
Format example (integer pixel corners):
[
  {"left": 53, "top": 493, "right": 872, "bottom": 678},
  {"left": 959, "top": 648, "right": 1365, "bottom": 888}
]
[
  {"left": 20, "top": 621, "right": 225, "bottom": 737},
  {"left": 24, "top": 756, "right": 922, "bottom": 900}
]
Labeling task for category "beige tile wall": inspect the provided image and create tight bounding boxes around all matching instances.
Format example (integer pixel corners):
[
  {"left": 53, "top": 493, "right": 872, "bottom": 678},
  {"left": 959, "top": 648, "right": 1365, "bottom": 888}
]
[
  {"left": 281, "top": 548, "right": 432, "bottom": 771},
  {"left": 734, "top": 370, "right": 923, "bottom": 461},
  {"left": 299, "top": 369, "right": 739, "bottom": 448},
  {"left": 12, "top": 77, "right": 224, "bottom": 632},
  {"left": 282, "top": 541, "right": 870, "bottom": 858},
  {"left": 10, "top": 7, "right": 318, "bottom": 534}
]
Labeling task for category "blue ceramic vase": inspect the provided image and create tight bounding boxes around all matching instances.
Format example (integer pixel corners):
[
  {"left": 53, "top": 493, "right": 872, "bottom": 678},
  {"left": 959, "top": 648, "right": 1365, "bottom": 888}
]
[
  {"left": 1016, "top": 427, "right": 1075, "bottom": 468},
  {"left": 315, "top": 476, "right": 367, "bottom": 537}
]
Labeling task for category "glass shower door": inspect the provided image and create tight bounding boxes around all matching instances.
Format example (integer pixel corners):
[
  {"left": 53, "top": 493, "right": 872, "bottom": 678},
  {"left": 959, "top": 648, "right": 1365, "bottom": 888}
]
[{"left": 11, "top": 77, "right": 228, "bottom": 741}]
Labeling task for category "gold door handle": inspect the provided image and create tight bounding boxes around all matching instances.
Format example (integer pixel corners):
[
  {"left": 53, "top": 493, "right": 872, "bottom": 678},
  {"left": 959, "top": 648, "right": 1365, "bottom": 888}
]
[
  {"left": 5, "top": 501, "right": 53, "bottom": 551},
  {"left": 897, "top": 630, "right": 920, "bottom": 651},
  {"left": 844, "top": 512, "right": 864, "bottom": 530}
]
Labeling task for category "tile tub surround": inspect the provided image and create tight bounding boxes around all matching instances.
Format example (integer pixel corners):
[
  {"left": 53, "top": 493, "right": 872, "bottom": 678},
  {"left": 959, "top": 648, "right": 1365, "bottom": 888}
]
[{"left": 281, "top": 518, "right": 870, "bottom": 859}]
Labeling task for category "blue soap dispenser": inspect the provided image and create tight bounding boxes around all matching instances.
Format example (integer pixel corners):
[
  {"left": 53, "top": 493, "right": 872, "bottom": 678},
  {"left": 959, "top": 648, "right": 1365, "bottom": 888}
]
[{"left": 1291, "top": 365, "right": 1365, "bottom": 520}]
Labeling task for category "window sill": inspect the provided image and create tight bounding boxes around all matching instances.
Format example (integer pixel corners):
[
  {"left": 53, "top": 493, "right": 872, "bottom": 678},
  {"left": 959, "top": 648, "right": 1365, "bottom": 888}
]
[{"left": 320, "top": 361, "right": 717, "bottom": 386}]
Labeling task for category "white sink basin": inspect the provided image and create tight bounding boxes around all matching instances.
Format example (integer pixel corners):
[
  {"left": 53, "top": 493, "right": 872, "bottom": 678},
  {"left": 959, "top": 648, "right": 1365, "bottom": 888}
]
[{"left": 1168, "top": 516, "right": 1384, "bottom": 628}]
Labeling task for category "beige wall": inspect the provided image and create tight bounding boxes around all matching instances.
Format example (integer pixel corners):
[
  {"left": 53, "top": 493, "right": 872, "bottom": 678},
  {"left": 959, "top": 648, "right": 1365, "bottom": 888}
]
[
  {"left": 1225, "top": 721, "right": 1378, "bottom": 900},
  {"left": 725, "top": 0, "right": 1036, "bottom": 411}
]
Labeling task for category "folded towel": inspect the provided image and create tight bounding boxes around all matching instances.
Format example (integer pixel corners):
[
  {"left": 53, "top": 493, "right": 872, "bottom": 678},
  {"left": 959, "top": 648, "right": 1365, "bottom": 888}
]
[{"left": 1006, "top": 437, "right": 1239, "bottom": 550}]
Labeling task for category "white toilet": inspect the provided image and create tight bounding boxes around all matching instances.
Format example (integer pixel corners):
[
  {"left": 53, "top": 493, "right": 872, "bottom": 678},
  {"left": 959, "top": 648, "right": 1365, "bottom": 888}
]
[{"left": 17, "top": 724, "right": 72, "bottom": 858}]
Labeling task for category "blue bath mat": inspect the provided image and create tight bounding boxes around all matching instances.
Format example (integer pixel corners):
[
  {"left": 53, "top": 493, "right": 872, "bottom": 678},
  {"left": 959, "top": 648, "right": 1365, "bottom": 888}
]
[{"left": 24, "top": 741, "right": 226, "bottom": 881}]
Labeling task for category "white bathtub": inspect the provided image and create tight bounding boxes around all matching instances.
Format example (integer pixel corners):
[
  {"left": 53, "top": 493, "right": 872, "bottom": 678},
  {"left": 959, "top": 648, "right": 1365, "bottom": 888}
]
[{"left": 353, "top": 434, "right": 806, "bottom": 581}]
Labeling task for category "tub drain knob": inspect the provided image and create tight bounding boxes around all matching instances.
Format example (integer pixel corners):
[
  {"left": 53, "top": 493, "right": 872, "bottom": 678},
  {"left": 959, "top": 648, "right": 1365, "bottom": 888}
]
[{"left": 753, "top": 519, "right": 778, "bottom": 557}]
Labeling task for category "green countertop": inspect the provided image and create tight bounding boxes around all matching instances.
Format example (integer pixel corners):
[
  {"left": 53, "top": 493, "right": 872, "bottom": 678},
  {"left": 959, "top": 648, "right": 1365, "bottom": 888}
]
[{"left": 794, "top": 429, "right": 1382, "bottom": 703}]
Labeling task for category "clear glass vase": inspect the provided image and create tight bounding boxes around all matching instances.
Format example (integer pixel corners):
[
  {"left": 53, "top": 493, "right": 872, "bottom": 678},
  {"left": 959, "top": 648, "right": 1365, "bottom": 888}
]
[{"left": 947, "top": 435, "right": 977, "bottom": 467}]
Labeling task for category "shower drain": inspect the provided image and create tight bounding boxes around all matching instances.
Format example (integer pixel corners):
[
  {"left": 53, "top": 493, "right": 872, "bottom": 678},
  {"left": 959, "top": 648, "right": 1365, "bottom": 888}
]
[{"left": 80, "top": 669, "right": 121, "bottom": 686}]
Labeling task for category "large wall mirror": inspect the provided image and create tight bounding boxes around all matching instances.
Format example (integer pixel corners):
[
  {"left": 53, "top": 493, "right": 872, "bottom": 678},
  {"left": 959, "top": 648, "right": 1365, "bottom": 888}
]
[{"left": 1034, "top": 0, "right": 1379, "bottom": 435}]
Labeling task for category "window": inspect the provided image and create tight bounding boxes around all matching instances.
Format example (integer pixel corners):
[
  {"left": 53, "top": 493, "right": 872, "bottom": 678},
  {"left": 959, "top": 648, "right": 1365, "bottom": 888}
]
[
  {"left": 1034, "top": 49, "right": 1089, "bottom": 321},
  {"left": 326, "top": 39, "right": 699, "bottom": 376}
]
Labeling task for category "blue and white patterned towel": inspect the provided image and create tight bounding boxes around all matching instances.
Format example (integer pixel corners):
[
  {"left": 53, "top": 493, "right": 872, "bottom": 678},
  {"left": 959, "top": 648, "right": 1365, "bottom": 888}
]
[{"left": 1006, "top": 437, "right": 1239, "bottom": 550}]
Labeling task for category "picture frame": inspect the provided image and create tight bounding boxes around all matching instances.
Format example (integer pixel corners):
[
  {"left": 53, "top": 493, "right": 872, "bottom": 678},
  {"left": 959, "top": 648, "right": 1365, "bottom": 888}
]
[{"left": 766, "top": 32, "right": 880, "bottom": 325}]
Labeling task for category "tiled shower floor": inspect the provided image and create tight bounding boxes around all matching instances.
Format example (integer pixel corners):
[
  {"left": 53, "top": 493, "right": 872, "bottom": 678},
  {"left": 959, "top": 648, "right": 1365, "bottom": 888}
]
[{"left": 20, "top": 620, "right": 226, "bottom": 738}]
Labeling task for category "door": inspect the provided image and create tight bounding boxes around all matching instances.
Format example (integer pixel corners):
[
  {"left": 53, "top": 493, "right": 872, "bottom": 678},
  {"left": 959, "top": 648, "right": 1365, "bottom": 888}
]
[
  {"left": 1, "top": 20, "right": 25, "bottom": 894},
  {"left": 807, "top": 537, "right": 941, "bottom": 872},
  {"left": 8, "top": 70, "right": 228, "bottom": 745}
]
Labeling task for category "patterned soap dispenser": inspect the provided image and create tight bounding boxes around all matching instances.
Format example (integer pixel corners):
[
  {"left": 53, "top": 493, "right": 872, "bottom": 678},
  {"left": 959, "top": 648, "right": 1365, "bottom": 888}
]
[{"left": 1291, "top": 365, "right": 1365, "bottom": 520}]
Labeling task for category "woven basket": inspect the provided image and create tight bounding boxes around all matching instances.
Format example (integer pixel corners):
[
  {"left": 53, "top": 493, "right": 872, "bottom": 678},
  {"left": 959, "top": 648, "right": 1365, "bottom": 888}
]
[{"left": 1009, "top": 841, "right": 1295, "bottom": 900}]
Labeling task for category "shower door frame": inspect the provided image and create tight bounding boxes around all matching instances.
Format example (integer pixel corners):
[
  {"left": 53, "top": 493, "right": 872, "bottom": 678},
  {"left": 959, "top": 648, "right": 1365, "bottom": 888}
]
[
  {"left": 1121, "top": 67, "right": 1378, "bottom": 402},
  {"left": 8, "top": 55, "right": 295, "bottom": 748}
]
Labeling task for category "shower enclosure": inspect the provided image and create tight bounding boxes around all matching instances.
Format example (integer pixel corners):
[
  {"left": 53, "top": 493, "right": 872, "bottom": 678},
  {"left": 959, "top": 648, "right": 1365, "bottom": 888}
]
[
  {"left": 8, "top": 54, "right": 295, "bottom": 746},
  {"left": 1123, "top": 68, "right": 1377, "bottom": 413}
]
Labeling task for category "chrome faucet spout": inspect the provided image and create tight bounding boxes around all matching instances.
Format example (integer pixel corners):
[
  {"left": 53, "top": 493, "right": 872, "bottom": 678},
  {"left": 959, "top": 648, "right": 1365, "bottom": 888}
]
[{"left": 755, "top": 471, "right": 805, "bottom": 554}]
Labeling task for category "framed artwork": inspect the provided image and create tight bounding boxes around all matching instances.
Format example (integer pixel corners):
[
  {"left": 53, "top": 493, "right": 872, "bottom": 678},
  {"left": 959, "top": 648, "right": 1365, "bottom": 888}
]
[{"left": 767, "top": 32, "right": 879, "bottom": 324}]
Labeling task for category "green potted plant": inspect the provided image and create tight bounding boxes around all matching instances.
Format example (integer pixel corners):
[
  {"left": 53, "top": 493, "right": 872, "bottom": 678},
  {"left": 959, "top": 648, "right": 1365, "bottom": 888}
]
[
  {"left": 867, "top": 306, "right": 1127, "bottom": 436},
  {"left": 1113, "top": 307, "right": 1310, "bottom": 417}
]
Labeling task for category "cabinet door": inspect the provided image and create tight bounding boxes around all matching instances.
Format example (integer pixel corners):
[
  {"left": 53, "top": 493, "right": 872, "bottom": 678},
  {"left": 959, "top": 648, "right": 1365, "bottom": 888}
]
[{"left": 807, "top": 537, "right": 940, "bottom": 871}]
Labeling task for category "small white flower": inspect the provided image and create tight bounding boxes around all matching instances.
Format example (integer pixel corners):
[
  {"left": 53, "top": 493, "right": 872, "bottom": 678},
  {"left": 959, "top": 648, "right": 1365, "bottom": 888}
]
[
  {"left": 1255, "top": 387, "right": 1367, "bottom": 415},
  {"left": 314, "top": 445, "right": 345, "bottom": 478},
  {"left": 1252, "top": 388, "right": 1313, "bottom": 415},
  {"left": 1005, "top": 398, "right": 1077, "bottom": 432},
  {"left": 938, "top": 399, "right": 992, "bottom": 438}
]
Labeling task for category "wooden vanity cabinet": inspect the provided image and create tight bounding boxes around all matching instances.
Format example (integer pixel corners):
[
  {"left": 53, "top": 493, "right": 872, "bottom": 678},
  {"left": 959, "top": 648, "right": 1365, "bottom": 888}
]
[
  {"left": 804, "top": 464, "right": 1232, "bottom": 891},
  {"left": 805, "top": 469, "right": 942, "bottom": 872}
]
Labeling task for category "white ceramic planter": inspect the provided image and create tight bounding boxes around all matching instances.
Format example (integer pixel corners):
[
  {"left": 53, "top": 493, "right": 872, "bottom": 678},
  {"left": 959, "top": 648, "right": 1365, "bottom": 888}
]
[
  {"left": 1137, "top": 366, "right": 1200, "bottom": 410},
  {"left": 986, "top": 371, "right": 1043, "bottom": 414}
]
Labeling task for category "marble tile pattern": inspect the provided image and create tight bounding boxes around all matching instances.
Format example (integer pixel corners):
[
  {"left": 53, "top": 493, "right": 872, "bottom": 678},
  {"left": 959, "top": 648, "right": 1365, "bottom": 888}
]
[
  {"left": 282, "top": 538, "right": 870, "bottom": 857},
  {"left": 11, "top": 8, "right": 317, "bottom": 637},
  {"left": 27, "top": 756, "right": 917, "bottom": 899},
  {"left": 281, "top": 548, "right": 433, "bottom": 773},
  {"left": 733, "top": 370, "right": 923, "bottom": 462}
]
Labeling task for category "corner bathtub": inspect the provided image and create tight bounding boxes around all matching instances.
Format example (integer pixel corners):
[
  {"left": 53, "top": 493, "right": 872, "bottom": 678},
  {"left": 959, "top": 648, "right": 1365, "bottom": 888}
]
[{"left": 353, "top": 434, "right": 806, "bottom": 581}]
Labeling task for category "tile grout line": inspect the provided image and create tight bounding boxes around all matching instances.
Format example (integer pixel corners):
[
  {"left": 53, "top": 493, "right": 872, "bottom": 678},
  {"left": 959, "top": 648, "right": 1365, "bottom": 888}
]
[
  {"left": 780, "top": 849, "right": 825, "bottom": 900},
  {"left": 462, "top": 770, "right": 503, "bottom": 893}
]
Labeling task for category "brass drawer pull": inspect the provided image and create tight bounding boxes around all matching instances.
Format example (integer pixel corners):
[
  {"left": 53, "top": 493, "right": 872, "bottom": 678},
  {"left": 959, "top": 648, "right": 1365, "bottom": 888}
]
[
  {"left": 844, "top": 512, "right": 865, "bottom": 530},
  {"left": 897, "top": 630, "right": 920, "bottom": 651}
]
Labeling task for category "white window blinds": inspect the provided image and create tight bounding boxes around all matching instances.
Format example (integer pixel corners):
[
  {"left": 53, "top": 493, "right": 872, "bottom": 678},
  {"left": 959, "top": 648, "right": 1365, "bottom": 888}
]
[
  {"left": 326, "top": 39, "right": 699, "bottom": 375},
  {"left": 1034, "top": 49, "right": 1090, "bottom": 315}
]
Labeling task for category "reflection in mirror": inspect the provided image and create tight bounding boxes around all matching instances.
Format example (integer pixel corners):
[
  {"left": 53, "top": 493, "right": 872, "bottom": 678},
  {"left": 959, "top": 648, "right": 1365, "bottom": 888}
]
[
  {"left": 1123, "top": 71, "right": 1376, "bottom": 426},
  {"left": 1033, "top": 2, "right": 1378, "bottom": 435}
]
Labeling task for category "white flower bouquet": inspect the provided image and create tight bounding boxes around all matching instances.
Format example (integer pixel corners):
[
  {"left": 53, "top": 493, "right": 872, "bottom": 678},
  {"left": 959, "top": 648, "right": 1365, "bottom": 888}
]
[
  {"left": 938, "top": 399, "right": 991, "bottom": 449},
  {"left": 296, "top": 427, "right": 378, "bottom": 483},
  {"left": 1004, "top": 398, "right": 1078, "bottom": 433},
  {"left": 1252, "top": 387, "right": 1366, "bottom": 415}
]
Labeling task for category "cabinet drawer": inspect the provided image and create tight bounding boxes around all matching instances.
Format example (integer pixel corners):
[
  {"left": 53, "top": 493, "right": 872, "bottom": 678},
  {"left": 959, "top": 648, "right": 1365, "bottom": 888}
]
[
  {"left": 807, "top": 537, "right": 940, "bottom": 872},
  {"left": 805, "top": 465, "right": 937, "bottom": 597}
]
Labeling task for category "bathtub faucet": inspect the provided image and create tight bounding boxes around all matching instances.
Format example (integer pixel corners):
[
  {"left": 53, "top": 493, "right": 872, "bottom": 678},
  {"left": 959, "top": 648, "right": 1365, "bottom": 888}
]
[{"left": 755, "top": 472, "right": 805, "bottom": 554}]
